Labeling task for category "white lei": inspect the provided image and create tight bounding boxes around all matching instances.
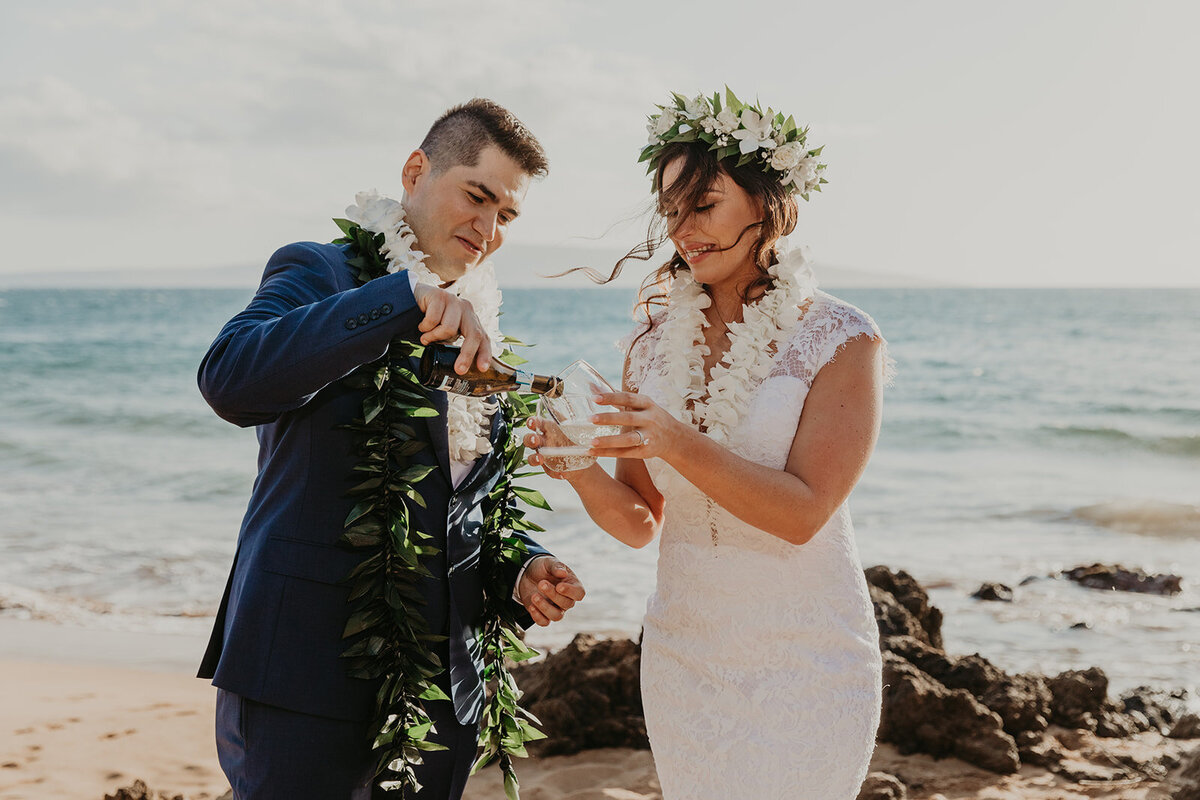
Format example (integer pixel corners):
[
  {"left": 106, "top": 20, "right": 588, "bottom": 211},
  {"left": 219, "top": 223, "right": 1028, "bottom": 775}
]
[
  {"left": 345, "top": 190, "right": 502, "bottom": 462},
  {"left": 658, "top": 239, "right": 817, "bottom": 443}
]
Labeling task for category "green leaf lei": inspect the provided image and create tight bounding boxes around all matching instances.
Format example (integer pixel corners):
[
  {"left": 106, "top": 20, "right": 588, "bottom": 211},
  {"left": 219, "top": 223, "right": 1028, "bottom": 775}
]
[{"left": 332, "top": 218, "right": 547, "bottom": 798}]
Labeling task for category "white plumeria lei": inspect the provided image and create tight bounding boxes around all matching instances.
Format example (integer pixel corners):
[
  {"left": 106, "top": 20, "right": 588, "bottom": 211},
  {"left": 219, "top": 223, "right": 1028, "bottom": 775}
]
[
  {"left": 345, "top": 190, "right": 502, "bottom": 462},
  {"left": 656, "top": 239, "right": 817, "bottom": 443},
  {"left": 641, "top": 88, "right": 827, "bottom": 200}
]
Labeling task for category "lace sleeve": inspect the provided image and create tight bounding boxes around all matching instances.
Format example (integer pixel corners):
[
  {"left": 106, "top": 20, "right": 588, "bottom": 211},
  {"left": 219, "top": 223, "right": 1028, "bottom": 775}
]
[
  {"left": 616, "top": 312, "right": 664, "bottom": 391},
  {"left": 814, "top": 298, "right": 896, "bottom": 386},
  {"left": 770, "top": 293, "right": 895, "bottom": 387}
]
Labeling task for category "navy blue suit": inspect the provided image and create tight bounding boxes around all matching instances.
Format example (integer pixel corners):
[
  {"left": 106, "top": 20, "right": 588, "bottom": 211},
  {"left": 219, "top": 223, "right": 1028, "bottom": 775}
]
[{"left": 198, "top": 241, "right": 549, "bottom": 798}]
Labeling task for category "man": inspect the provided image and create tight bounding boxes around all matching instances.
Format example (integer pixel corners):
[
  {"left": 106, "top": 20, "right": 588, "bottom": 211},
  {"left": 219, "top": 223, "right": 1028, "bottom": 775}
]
[{"left": 197, "top": 99, "right": 584, "bottom": 800}]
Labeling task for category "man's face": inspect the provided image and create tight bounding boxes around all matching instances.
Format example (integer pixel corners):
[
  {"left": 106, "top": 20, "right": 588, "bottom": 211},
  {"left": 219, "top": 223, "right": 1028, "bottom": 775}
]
[{"left": 401, "top": 145, "right": 531, "bottom": 282}]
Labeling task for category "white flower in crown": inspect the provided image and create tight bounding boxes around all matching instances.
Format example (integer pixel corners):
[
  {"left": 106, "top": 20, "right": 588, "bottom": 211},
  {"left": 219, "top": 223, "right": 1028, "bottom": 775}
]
[
  {"left": 731, "top": 109, "right": 778, "bottom": 155},
  {"left": 648, "top": 107, "right": 679, "bottom": 140},
  {"left": 785, "top": 156, "right": 822, "bottom": 194},
  {"left": 770, "top": 141, "right": 807, "bottom": 171},
  {"left": 714, "top": 108, "right": 739, "bottom": 134},
  {"left": 683, "top": 94, "right": 709, "bottom": 120}
]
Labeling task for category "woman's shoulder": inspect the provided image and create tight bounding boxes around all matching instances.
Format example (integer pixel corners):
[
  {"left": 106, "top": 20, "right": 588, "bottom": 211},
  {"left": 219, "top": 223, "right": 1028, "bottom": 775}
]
[{"left": 801, "top": 290, "right": 884, "bottom": 341}]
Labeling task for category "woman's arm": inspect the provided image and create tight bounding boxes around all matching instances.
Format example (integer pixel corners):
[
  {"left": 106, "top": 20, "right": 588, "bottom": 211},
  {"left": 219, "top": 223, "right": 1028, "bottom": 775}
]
[{"left": 589, "top": 334, "right": 883, "bottom": 546}]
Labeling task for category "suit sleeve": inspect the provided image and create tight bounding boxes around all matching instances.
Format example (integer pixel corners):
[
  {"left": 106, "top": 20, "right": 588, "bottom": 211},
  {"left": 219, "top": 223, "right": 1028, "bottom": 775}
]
[{"left": 198, "top": 242, "right": 424, "bottom": 427}]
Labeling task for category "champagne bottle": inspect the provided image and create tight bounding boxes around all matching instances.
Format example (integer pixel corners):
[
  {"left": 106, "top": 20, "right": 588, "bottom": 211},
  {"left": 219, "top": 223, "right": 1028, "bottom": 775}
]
[{"left": 418, "top": 343, "right": 563, "bottom": 398}]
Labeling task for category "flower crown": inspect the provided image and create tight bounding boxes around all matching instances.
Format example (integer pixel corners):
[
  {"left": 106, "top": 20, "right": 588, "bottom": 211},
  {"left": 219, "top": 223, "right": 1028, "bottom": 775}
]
[{"left": 639, "top": 88, "right": 827, "bottom": 200}]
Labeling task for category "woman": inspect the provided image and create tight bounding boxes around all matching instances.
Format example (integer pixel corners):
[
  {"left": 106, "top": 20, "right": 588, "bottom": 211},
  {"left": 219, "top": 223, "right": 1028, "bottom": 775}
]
[{"left": 526, "top": 90, "right": 889, "bottom": 799}]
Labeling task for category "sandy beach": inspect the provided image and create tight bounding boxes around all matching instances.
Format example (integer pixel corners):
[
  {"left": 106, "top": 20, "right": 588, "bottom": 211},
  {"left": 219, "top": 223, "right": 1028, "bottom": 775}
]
[{"left": 2, "top": 617, "right": 1196, "bottom": 800}]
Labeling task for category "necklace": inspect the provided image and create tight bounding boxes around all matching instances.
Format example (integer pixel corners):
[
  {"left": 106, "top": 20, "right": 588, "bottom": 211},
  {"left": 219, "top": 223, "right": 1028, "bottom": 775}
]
[
  {"left": 345, "top": 190, "right": 501, "bottom": 461},
  {"left": 658, "top": 239, "right": 817, "bottom": 443}
]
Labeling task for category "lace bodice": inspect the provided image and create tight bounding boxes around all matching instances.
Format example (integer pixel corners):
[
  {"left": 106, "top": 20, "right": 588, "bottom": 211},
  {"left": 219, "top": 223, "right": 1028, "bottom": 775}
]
[
  {"left": 624, "top": 289, "right": 890, "bottom": 469},
  {"left": 623, "top": 290, "right": 886, "bottom": 800}
]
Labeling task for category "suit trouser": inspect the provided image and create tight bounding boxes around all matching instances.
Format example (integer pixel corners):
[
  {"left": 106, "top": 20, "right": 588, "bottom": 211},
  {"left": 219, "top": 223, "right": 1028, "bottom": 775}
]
[{"left": 215, "top": 684, "right": 479, "bottom": 800}]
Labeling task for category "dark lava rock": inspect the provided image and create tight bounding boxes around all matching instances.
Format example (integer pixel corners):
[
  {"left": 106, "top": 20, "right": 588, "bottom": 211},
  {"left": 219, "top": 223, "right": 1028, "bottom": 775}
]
[
  {"left": 1170, "top": 713, "right": 1200, "bottom": 739},
  {"left": 104, "top": 781, "right": 183, "bottom": 800},
  {"left": 879, "top": 652, "right": 1020, "bottom": 774},
  {"left": 971, "top": 582, "right": 1014, "bottom": 602},
  {"left": 1062, "top": 563, "right": 1182, "bottom": 596},
  {"left": 1047, "top": 667, "right": 1135, "bottom": 737},
  {"left": 1177, "top": 746, "right": 1200, "bottom": 800},
  {"left": 855, "top": 771, "right": 907, "bottom": 799},
  {"left": 1119, "top": 685, "right": 1190, "bottom": 734},
  {"left": 1016, "top": 731, "right": 1063, "bottom": 768},
  {"left": 866, "top": 566, "right": 944, "bottom": 649},
  {"left": 510, "top": 633, "right": 647, "bottom": 755},
  {"left": 882, "top": 635, "right": 1051, "bottom": 738}
]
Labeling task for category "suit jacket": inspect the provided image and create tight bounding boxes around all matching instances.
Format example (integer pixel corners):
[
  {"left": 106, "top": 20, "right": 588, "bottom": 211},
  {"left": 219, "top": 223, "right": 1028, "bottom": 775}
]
[{"left": 196, "top": 241, "right": 549, "bottom": 725}]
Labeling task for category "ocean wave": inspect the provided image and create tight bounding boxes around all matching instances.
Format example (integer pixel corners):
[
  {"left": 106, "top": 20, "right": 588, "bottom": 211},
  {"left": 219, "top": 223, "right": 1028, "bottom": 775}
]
[
  {"left": 1089, "top": 403, "right": 1200, "bottom": 422},
  {"left": 0, "top": 583, "right": 215, "bottom": 631},
  {"left": 1039, "top": 424, "right": 1200, "bottom": 457},
  {"left": 1068, "top": 501, "right": 1200, "bottom": 539}
]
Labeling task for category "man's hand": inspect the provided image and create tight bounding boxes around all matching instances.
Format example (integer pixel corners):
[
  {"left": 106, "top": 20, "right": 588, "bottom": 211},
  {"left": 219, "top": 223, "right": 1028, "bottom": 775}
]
[
  {"left": 411, "top": 283, "right": 492, "bottom": 374},
  {"left": 517, "top": 556, "right": 585, "bottom": 627}
]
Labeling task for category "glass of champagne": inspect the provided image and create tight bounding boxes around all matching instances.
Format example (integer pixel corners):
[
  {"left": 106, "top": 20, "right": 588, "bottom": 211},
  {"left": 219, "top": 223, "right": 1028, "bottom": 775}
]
[{"left": 534, "top": 361, "right": 621, "bottom": 473}]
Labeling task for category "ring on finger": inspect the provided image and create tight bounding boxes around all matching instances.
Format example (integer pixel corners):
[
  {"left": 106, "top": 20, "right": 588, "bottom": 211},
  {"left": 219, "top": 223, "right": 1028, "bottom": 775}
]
[{"left": 632, "top": 429, "right": 649, "bottom": 447}]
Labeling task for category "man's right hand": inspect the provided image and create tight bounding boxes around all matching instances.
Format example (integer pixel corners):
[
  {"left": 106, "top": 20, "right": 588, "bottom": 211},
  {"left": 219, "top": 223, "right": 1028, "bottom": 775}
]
[{"left": 412, "top": 283, "right": 493, "bottom": 374}]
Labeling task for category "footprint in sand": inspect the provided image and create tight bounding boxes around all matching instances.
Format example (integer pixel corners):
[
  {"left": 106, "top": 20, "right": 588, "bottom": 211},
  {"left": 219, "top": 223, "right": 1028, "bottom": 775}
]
[
  {"left": 13, "top": 728, "right": 33, "bottom": 735},
  {"left": 135, "top": 702, "right": 173, "bottom": 712},
  {"left": 2, "top": 762, "right": 19, "bottom": 769},
  {"left": 106, "top": 772, "right": 124, "bottom": 781},
  {"left": 99, "top": 729, "right": 136, "bottom": 740}
]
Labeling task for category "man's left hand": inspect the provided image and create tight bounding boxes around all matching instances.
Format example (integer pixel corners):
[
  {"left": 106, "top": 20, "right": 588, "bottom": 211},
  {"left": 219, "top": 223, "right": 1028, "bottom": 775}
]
[{"left": 518, "top": 557, "right": 585, "bottom": 627}]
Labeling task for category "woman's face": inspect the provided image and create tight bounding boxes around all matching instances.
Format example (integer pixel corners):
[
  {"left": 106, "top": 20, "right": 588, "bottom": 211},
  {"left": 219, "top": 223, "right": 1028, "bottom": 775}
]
[{"left": 660, "top": 157, "right": 764, "bottom": 290}]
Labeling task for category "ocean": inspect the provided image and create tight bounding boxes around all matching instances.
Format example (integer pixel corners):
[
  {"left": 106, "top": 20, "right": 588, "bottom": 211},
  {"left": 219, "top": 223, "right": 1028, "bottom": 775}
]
[{"left": 1, "top": 285, "right": 1197, "bottom": 704}]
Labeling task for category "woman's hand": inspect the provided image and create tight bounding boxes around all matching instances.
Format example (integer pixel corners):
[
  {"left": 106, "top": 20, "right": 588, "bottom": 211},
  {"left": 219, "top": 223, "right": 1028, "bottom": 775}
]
[{"left": 586, "top": 391, "right": 686, "bottom": 460}]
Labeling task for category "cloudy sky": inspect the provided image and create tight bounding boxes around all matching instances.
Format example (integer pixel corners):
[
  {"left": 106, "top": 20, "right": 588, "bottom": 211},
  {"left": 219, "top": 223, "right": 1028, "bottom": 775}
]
[{"left": 1, "top": 1, "right": 1196, "bottom": 286}]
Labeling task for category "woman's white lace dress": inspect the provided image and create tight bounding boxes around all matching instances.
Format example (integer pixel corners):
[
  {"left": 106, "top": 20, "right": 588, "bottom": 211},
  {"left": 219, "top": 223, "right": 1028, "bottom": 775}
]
[{"left": 624, "top": 290, "right": 885, "bottom": 800}]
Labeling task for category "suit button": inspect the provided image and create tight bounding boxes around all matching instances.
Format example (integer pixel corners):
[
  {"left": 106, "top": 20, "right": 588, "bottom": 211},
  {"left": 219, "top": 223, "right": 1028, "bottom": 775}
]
[
  {"left": 345, "top": 318, "right": 358, "bottom": 330},
  {"left": 358, "top": 313, "right": 370, "bottom": 325},
  {"left": 370, "top": 308, "right": 380, "bottom": 320},
  {"left": 380, "top": 303, "right": 392, "bottom": 315}
]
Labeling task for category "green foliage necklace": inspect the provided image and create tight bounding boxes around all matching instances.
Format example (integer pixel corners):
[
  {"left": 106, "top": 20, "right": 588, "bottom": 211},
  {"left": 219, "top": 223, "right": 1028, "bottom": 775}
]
[{"left": 332, "top": 193, "right": 549, "bottom": 799}]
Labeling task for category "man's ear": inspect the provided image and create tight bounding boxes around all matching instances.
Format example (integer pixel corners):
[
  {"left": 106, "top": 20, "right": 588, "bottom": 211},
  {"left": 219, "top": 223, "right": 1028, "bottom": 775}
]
[{"left": 401, "top": 149, "right": 431, "bottom": 194}]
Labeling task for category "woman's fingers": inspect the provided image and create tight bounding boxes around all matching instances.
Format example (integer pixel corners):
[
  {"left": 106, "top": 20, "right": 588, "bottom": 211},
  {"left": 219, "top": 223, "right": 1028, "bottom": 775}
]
[
  {"left": 593, "top": 391, "right": 648, "bottom": 410},
  {"left": 590, "top": 410, "right": 643, "bottom": 427}
]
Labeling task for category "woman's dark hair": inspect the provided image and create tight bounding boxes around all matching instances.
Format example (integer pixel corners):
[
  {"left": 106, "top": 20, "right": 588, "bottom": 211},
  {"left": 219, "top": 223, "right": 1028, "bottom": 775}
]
[{"left": 596, "top": 141, "right": 799, "bottom": 338}]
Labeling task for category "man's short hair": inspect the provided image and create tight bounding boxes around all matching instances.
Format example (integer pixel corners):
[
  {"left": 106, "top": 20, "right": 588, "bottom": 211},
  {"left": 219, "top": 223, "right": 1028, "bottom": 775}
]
[{"left": 419, "top": 98, "right": 549, "bottom": 179}]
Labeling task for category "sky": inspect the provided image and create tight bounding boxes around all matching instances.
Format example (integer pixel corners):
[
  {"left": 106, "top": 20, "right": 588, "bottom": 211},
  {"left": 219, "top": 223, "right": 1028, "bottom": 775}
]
[{"left": 1, "top": 1, "right": 1197, "bottom": 287}]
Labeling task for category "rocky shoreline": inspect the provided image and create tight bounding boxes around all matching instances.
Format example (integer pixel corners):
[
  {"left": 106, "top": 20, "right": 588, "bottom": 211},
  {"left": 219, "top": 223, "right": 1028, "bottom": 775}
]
[
  {"left": 510, "top": 563, "right": 1200, "bottom": 799},
  {"left": 94, "top": 562, "right": 1198, "bottom": 800}
]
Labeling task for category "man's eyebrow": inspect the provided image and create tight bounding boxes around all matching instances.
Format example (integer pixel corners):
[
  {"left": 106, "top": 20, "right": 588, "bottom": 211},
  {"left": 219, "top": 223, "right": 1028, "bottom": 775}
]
[{"left": 467, "top": 180, "right": 520, "bottom": 218}]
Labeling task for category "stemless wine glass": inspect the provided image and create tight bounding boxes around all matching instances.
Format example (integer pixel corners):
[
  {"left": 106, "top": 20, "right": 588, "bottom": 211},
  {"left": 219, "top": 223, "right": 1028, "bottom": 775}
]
[{"left": 534, "top": 360, "right": 620, "bottom": 473}]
